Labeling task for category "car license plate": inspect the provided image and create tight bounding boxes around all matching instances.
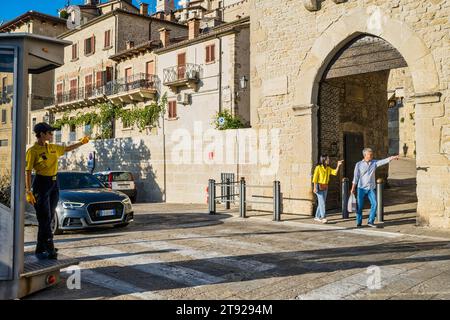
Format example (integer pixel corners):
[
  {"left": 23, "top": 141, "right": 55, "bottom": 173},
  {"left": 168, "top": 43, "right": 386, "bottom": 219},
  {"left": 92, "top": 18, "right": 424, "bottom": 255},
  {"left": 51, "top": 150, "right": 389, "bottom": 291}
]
[
  {"left": 97, "top": 209, "right": 115, "bottom": 217},
  {"left": 114, "top": 183, "right": 131, "bottom": 190}
]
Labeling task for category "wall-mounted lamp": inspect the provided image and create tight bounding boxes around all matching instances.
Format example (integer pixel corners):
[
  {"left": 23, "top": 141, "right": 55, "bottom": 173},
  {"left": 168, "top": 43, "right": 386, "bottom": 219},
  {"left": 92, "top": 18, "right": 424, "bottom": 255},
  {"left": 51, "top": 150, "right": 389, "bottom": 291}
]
[{"left": 239, "top": 76, "right": 248, "bottom": 90}]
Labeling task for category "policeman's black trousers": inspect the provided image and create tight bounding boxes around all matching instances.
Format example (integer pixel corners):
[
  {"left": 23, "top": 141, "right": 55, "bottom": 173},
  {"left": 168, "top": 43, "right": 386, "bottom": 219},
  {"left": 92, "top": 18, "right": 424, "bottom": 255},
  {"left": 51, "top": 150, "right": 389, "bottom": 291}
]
[{"left": 32, "top": 175, "right": 59, "bottom": 253}]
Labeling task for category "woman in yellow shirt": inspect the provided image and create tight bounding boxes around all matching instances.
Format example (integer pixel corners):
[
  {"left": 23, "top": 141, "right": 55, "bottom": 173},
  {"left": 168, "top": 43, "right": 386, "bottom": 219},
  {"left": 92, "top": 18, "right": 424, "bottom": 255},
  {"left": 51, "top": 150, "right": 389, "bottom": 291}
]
[{"left": 312, "top": 155, "right": 343, "bottom": 223}]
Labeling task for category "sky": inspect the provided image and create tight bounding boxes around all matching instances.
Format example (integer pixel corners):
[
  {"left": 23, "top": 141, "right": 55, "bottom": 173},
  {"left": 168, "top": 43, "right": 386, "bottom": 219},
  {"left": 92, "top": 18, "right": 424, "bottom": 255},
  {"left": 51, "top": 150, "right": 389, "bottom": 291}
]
[{"left": 0, "top": 0, "right": 181, "bottom": 24}]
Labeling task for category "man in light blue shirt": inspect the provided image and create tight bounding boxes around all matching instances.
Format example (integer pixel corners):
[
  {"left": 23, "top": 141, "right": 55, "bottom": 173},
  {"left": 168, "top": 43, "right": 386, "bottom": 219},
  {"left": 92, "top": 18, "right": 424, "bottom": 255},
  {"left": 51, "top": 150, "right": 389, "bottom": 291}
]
[{"left": 351, "top": 148, "right": 399, "bottom": 227}]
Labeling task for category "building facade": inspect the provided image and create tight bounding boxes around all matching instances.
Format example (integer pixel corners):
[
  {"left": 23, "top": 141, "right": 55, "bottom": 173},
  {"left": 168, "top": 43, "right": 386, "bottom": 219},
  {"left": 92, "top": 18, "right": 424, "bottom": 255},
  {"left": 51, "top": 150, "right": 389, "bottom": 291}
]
[
  {"left": 23, "top": 0, "right": 250, "bottom": 204},
  {"left": 0, "top": 11, "right": 68, "bottom": 173}
]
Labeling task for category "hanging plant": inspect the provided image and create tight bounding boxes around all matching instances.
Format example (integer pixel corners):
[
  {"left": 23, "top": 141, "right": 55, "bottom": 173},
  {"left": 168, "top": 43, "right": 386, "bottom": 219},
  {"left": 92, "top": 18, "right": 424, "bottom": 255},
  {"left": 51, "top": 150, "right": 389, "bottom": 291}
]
[
  {"left": 52, "top": 94, "right": 167, "bottom": 139},
  {"left": 213, "top": 109, "right": 245, "bottom": 130}
]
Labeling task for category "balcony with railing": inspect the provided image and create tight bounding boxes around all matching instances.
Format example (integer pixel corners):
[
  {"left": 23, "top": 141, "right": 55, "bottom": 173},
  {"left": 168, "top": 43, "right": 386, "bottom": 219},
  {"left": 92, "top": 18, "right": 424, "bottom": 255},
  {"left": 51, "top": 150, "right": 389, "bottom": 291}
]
[
  {"left": 44, "top": 73, "right": 159, "bottom": 111},
  {"left": 43, "top": 87, "right": 86, "bottom": 111},
  {"left": 106, "top": 73, "right": 158, "bottom": 104},
  {"left": 163, "top": 63, "right": 201, "bottom": 91}
]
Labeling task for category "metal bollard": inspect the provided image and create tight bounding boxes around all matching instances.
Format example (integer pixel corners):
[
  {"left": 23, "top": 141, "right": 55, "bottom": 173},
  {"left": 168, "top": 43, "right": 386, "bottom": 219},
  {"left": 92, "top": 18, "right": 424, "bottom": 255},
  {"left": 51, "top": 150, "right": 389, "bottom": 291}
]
[
  {"left": 239, "top": 177, "right": 246, "bottom": 218},
  {"left": 208, "top": 179, "right": 216, "bottom": 215},
  {"left": 273, "top": 180, "right": 281, "bottom": 221},
  {"left": 225, "top": 178, "right": 231, "bottom": 210},
  {"left": 377, "top": 178, "right": 384, "bottom": 222},
  {"left": 342, "top": 178, "right": 349, "bottom": 219}
]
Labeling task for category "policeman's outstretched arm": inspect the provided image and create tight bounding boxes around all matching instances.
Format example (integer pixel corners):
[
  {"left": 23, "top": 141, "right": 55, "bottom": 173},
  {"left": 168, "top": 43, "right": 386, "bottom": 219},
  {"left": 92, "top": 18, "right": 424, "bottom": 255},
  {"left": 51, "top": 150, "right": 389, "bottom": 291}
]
[{"left": 64, "top": 136, "right": 90, "bottom": 152}]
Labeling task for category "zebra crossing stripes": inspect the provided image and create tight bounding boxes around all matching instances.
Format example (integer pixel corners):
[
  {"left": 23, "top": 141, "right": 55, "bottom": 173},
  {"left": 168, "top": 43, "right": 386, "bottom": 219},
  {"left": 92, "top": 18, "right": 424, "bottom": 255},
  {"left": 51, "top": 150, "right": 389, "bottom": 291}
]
[
  {"left": 74, "top": 246, "right": 225, "bottom": 287},
  {"left": 132, "top": 239, "right": 276, "bottom": 272},
  {"left": 61, "top": 266, "right": 163, "bottom": 300}
]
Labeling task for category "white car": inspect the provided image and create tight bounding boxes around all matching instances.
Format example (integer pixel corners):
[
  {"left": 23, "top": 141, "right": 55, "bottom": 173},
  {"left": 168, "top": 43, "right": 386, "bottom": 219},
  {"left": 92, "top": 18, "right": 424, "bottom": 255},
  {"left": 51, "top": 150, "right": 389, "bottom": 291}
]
[{"left": 94, "top": 171, "right": 137, "bottom": 203}]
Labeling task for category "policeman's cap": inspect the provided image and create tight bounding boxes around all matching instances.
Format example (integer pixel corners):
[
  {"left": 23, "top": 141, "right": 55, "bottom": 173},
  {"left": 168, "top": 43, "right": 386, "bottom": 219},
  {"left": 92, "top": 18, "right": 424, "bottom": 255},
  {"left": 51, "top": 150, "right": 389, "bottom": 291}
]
[{"left": 33, "top": 122, "right": 56, "bottom": 135}]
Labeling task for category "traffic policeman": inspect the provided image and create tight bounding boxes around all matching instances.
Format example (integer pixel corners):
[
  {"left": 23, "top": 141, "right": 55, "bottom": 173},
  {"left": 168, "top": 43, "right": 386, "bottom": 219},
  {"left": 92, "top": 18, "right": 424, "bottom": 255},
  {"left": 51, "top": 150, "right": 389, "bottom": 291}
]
[{"left": 25, "top": 122, "right": 89, "bottom": 259}]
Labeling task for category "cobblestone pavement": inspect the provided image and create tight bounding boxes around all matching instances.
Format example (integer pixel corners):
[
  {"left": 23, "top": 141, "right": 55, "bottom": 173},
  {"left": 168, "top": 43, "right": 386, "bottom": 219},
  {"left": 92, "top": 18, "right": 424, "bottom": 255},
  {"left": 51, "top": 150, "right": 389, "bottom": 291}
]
[{"left": 24, "top": 203, "right": 450, "bottom": 300}]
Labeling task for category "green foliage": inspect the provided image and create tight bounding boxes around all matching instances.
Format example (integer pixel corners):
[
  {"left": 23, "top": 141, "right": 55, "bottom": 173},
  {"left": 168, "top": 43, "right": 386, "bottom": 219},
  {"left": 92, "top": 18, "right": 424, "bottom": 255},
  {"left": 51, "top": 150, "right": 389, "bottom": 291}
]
[
  {"left": 0, "top": 172, "right": 11, "bottom": 208},
  {"left": 53, "top": 94, "right": 167, "bottom": 139},
  {"left": 59, "top": 10, "right": 69, "bottom": 19},
  {"left": 213, "top": 109, "right": 245, "bottom": 130}
]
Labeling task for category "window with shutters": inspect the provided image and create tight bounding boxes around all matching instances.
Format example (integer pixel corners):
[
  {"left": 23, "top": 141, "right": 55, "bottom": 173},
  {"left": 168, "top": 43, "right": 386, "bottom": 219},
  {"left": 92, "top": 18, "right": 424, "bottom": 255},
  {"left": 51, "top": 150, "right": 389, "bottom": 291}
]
[
  {"left": 56, "top": 83, "right": 63, "bottom": 104},
  {"left": 71, "top": 43, "right": 78, "bottom": 60},
  {"left": 146, "top": 61, "right": 155, "bottom": 76},
  {"left": 104, "top": 30, "right": 112, "bottom": 48},
  {"left": 177, "top": 53, "right": 186, "bottom": 80},
  {"left": 125, "top": 67, "right": 132, "bottom": 84},
  {"left": 168, "top": 101, "right": 177, "bottom": 119},
  {"left": 85, "top": 74, "right": 93, "bottom": 97},
  {"left": 69, "top": 79, "right": 78, "bottom": 100},
  {"left": 205, "top": 44, "right": 215, "bottom": 63},
  {"left": 96, "top": 71, "right": 103, "bottom": 89},
  {"left": 106, "top": 67, "right": 113, "bottom": 84},
  {"left": 84, "top": 36, "right": 95, "bottom": 55}
]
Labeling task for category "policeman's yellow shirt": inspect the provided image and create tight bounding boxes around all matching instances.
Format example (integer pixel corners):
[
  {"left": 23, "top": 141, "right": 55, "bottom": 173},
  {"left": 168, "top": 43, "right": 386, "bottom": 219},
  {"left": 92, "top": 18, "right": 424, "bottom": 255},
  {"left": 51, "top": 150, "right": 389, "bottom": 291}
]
[
  {"left": 312, "top": 165, "right": 337, "bottom": 185},
  {"left": 25, "top": 142, "right": 66, "bottom": 176}
]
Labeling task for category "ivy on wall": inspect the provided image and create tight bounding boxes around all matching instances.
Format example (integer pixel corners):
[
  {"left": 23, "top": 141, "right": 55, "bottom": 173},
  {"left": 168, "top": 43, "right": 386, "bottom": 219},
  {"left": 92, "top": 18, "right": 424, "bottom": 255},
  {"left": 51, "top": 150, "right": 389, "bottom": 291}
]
[
  {"left": 53, "top": 94, "right": 167, "bottom": 139},
  {"left": 213, "top": 109, "right": 245, "bottom": 130}
]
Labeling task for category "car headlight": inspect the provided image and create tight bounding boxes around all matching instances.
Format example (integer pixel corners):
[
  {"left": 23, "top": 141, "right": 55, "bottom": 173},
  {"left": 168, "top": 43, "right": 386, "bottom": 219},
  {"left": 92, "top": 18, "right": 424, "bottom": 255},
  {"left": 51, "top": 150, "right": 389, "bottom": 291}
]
[
  {"left": 122, "top": 198, "right": 132, "bottom": 212},
  {"left": 62, "top": 202, "right": 85, "bottom": 209},
  {"left": 122, "top": 198, "right": 132, "bottom": 205}
]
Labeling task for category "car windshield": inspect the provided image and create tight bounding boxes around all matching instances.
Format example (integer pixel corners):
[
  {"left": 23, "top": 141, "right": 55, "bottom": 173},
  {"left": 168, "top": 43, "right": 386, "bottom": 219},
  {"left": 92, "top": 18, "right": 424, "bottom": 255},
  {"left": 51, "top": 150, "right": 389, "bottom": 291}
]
[
  {"left": 112, "top": 172, "right": 133, "bottom": 181},
  {"left": 95, "top": 172, "right": 134, "bottom": 182},
  {"left": 58, "top": 173, "right": 105, "bottom": 190}
]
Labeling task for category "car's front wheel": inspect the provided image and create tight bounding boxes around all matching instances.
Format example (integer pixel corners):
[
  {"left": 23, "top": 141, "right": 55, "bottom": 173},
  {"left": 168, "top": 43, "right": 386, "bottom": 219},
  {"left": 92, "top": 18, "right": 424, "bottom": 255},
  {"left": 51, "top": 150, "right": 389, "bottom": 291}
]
[{"left": 51, "top": 215, "right": 63, "bottom": 235}]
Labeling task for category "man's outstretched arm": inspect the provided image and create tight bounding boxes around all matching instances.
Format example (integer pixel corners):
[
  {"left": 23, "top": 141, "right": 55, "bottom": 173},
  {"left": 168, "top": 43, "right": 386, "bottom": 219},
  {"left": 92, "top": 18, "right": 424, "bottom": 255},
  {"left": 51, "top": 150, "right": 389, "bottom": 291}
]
[{"left": 376, "top": 155, "right": 399, "bottom": 167}]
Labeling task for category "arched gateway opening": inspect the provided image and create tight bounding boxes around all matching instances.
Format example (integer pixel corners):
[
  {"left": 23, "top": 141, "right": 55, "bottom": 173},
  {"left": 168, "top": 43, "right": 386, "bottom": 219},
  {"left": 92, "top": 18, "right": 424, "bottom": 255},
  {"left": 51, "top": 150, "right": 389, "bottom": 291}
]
[
  {"left": 317, "top": 34, "right": 418, "bottom": 222},
  {"left": 294, "top": 7, "right": 442, "bottom": 226}
]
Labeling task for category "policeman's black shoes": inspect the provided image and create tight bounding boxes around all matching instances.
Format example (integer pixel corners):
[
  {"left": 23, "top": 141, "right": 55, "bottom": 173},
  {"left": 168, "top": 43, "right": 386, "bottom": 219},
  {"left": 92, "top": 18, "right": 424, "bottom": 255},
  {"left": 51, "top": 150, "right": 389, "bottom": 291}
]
[
  {"left": 35, "top": 251, "right": 57, "bottom": 260},
  {"left": 34, "top": 242, "right": 58, "bottom": 260}
]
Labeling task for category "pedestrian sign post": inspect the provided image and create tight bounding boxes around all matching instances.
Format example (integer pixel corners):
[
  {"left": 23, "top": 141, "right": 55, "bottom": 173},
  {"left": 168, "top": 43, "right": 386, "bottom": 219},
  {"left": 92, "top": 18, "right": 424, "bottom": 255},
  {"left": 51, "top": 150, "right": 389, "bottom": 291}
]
[{"left": 0, "top": 33, "right": 77, "bottom": 299}]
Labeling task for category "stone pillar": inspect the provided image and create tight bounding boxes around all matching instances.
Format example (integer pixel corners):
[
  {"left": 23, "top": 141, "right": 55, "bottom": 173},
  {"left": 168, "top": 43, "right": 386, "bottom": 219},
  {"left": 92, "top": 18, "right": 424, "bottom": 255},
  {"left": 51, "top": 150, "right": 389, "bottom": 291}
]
[
  {"left": 290, "top": 103, "right": 319, "bottom": 215},
  {"left": 413, "top": 92, "right": 450, "bottom": 229}
]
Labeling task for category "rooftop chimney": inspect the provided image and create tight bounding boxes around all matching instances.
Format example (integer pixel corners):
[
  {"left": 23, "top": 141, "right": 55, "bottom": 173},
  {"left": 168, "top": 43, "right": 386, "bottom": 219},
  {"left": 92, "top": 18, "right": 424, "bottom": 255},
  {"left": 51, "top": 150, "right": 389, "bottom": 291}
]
[
  {"left": 165, "top": 12, "right": 175, "bottom": 22},
  {"left": 84, "top": 0, "right": 99, "bottom": 5},
  {"left": 188, "top": 18, "right": 201, "bottom": 40},
  {"left": 159, "top": 28, "right": 171, "bottom": 47},
  {"left": 140, "top": 3, "right": 149, "bottom": 16}
]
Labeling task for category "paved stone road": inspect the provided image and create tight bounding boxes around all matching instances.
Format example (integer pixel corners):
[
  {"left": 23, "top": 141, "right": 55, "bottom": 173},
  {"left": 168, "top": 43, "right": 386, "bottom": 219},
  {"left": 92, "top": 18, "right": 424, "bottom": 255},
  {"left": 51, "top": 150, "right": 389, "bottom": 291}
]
[{"left": 24, "top": 204, "right": 450, "bottom": 300}]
